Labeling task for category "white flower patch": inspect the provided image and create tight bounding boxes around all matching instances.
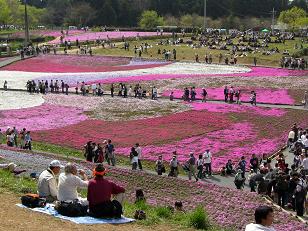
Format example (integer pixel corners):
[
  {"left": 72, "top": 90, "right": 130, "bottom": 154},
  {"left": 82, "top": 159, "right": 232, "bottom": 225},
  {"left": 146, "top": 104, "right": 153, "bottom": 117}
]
[{"left": 0, "top": 91, "right": 44, "bottom": 110}]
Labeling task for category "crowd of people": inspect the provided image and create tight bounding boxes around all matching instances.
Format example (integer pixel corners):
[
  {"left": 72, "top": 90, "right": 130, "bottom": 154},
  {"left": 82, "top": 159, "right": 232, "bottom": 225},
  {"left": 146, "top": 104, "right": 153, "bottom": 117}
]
[
  {"left": 0, "top": 127, "right": 32, "bottom": 150},
  {"left": 228, "top": 123, "right": 308, "bottom": 217},
  {"left": 169, "top": 86, "right": 257, "bottom": 105}
]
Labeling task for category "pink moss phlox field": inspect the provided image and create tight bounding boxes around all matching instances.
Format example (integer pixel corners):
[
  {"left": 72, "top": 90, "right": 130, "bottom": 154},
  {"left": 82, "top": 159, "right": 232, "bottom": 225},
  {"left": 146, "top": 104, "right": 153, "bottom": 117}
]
[
  {"left": 190, "top": 102, "right": 287, "bottom": 117},
  {"left": 163, "top": 87, "right": 295, "bottom": 105},
  {"left": 84, "top": 67, "right": 308, "bottom": 85},
  {"left": 49, "top": 31, "right": 168, "bottom": 44},
  {"left": 0, "top": 104, "right": 88, "bottom": 131},
  {"left": 84, "top": 164, "right": 308, "bottom": 230},
  {"left": 3, "top": 55, "right": 169, "bottom": 73}
]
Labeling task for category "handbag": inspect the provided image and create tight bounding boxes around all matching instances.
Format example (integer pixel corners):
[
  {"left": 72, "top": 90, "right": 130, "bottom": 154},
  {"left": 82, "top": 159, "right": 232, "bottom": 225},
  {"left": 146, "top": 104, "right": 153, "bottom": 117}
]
[
  {"left": 21, "top": 194, "right": 46, "bottom": 208},
  {"left": 55, "top": 200, "right": 88, "bottom": 217}
]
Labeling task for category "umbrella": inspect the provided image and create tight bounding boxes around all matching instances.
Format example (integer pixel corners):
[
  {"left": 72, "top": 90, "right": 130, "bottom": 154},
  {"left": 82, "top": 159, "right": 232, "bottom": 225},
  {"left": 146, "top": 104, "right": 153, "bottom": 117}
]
[{"left": 261, "top": 28, "right": 269, "bottom": 33}]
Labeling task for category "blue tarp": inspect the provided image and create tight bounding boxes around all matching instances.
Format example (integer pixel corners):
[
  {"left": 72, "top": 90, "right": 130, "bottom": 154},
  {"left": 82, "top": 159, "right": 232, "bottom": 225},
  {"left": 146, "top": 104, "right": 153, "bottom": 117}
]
[{"left": 16, "top": 204, "right": 135, "bottom": 225}]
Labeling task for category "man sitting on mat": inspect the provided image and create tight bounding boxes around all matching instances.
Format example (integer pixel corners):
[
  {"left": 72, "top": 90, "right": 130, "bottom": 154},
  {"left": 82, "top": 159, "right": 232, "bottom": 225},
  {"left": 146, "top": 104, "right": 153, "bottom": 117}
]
[{"left": 87, "top": 164, "right": 125, "bottom": 218}]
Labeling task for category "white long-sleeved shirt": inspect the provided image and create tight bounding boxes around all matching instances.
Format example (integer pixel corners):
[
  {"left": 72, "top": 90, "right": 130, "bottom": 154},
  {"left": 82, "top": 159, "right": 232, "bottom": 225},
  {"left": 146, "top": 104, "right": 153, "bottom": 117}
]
[
  {"left": 245, "top": 224, "right": 276, "bottom": 231},
  {"left": 38, "top": 169, "right": 58, "bottom": 198},
  {"left": 57, "top": 173, "right": 88, "bottom": 202}
]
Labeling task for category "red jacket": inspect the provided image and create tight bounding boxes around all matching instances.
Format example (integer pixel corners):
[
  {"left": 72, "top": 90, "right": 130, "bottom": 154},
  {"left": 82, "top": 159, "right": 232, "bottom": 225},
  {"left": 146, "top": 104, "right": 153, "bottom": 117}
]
[{"left": 87, "top": 178, "right": 125, "bottom": 209}]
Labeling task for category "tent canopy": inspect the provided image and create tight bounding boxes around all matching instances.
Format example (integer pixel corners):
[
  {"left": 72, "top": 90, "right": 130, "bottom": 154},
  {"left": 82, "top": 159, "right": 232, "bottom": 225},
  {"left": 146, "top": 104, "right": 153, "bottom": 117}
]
[{"left": 261, "top": 28, "right": 270, "bottom": 32}]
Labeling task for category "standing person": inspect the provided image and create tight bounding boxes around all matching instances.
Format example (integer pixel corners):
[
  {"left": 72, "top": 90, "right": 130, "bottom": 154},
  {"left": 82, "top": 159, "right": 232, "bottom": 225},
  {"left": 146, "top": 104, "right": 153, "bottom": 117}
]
[
  {"left": 235, "top": 89, "right": 241, "bottom": 104},
  {"left": 135, "top": 143, "right": 143, "bottom": 170},
  {"left": 201, "top": 88, "right": 207, "bottom": 102},
  {"left": 155, "top": 155, "right": 165, "bottom": 176},
  {"left": 253, "top": 57, "right": 257, "bottom": 66},
  {"left": 106, "top": 140, "right": 116, "bottom": 166},
  {"left": 65, "top": 83, "right": 69, "bottom": 95},
  {"left": 245, "top": 206, "right": 276, "bottom": 231},
  {"left": 197, "top": 155, "right": 204, "bottom": 179},
  {"left": 238, "top": 156, "right": 247, "bottom": 178},
  {"left": 3, "top": 80, "right": 8, "bottom": 91},
  {"left": 219, "top": 53, "right": 223, "bottom": 63},
  {"left": 19, "top": 128, "right": 26, "bottom": 149},
  {"left": 304, "top": 91, "right": 308, "bottom": 109},
  {"left": 129, "top": 147, "right": 138, "bottom": 170},
  {"left": 61, "top": 80, "right": 65, "bottom": 94},
  {"left": 84, "top": 141, "right": 94, "bottom": 162},
  {"left": 250, "top": 154, "right": 259, "bottom": 173},
  {"left": 224, "top": 86, "right": 229, "bottom": 102},
  {"left": 169, "top": 154, "right": 179, "bottom": 177},
  {"left": 295, "top": 174, "right": 307, "bottom": 216},
  {"left": 187, "top": 153, "right": 198, "bottom": 181},
  {"left": 12, "top": 127, "right": 18, "bottom": 147},
  {"left": 275, "top": 171, "right": 288, "bottom": 208},
  {"left": 87, "top": 164, "right": 125, "bottom": 218},
  {"left": 24, "top": 131, "right": 32, "bottom": 150},
  {"left": 110, "top": 84, "right": 114, "bottom": 97},
  {"left": 203, "top": 149, "right": 212, "bottom": 176},
  {"left": 229, "top": 86, "right": 235, "bottom": 103}
]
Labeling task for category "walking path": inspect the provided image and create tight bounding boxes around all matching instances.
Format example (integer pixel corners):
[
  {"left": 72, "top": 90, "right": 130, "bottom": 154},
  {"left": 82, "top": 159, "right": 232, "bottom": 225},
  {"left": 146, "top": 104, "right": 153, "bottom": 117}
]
[{"left": 0, "top": 56, "right": 21, "bottom": 68}]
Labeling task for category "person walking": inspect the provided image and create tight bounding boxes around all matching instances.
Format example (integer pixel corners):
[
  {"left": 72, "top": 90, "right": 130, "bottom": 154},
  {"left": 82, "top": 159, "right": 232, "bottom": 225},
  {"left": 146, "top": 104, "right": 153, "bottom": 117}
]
[
  {"left": 129, "top": 147, "right": 138, "bottom": 170},
  {"left": 187, "top": 153, "right": 198, "bottom": 182},
  {"left": 135, "top": 143, "right": 143, "bottom": 170},
  {"left": 304, "top": 91, "right": 308, "bottom": 109},
  {"left": 155, "top": 155, "right": 165, "bottom": 176},
  {"left": 169, "top": 154, "right": 179, "bottom": 177},
  {"left": 106, "top": 140, "right": 116, "bottom": 166},
  {"left": 203, "top": 149, "right": 212, "bottom": 176}
]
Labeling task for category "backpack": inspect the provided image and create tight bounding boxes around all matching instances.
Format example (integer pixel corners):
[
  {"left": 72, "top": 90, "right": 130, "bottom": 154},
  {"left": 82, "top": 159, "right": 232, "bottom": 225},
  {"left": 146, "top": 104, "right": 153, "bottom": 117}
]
[
  {"left": 21, "top": 194, "right": 46, "bottom": 208},
  {"left": 134, "top": 210, "right": 146, "bottom": 220},
  {"left": 55, "top": 200, "right": 88, "bottom": 217}
]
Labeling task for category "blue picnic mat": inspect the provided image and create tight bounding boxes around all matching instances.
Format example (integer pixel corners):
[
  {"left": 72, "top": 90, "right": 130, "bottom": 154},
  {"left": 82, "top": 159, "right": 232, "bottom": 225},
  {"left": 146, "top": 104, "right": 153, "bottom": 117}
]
[{"left": 16, "top": 204, "right": 135, "bottom": 224}]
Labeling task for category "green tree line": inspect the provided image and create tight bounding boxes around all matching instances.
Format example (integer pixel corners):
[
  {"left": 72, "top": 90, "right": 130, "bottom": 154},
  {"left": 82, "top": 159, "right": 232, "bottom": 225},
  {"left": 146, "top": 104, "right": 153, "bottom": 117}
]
[{"left": 33, "top": 0, "right": 308, "bottom": 27}]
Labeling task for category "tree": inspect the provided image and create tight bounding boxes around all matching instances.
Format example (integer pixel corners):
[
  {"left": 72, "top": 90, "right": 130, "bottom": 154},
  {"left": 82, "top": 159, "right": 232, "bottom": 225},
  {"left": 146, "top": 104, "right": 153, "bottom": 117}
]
[
  {"left": 139, "top": 10, "right": 164, "bottom": 29},
  {"left": 95, "top": 0, "right": 117, "bottom": 26},
  {"left": 0, "top": 0, "right": 10, "bottom": 25},
  {"left": 65, "top": 2, "right": 95, "bottom": 27},
  {"left": 278, "top": 6, "right": 307, "bottom": 29}
]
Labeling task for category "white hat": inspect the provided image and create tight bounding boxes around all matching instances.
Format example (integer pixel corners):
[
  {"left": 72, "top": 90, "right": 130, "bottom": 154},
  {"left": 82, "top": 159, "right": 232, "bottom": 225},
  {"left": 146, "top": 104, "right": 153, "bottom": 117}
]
[
  {"left": 49, "top": 160, "right": 64, "bottom": 168},
  {"left": 7, "top": 163, "right": 17, "bottom": 171}
]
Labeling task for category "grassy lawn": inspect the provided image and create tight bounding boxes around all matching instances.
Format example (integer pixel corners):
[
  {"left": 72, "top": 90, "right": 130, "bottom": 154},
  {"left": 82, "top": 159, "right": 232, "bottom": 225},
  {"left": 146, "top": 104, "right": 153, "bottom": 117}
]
[{"left": 92, "top": 37, "right": 307, "bottom": 67}]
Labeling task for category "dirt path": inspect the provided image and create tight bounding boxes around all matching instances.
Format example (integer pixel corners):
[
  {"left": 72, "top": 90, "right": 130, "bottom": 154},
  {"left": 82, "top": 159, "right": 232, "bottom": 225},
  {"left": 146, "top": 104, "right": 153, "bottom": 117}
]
[{"left": 0, "top": 192, "right": 185, "bottom": 231}]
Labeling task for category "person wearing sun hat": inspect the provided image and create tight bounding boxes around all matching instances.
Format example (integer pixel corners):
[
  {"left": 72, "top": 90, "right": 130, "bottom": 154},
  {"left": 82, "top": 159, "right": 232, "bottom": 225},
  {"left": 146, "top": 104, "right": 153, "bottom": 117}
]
[
  {"left": 87, "top": 164, "right": 125, "bottom": 218},
  {"left": 38, "top": 160, "right": 63, "bottom": 203}
]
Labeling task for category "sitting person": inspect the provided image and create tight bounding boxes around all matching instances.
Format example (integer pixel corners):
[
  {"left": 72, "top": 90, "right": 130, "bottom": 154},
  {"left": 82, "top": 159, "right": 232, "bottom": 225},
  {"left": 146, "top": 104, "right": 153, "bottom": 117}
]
[
  {"left": 245, "top": 206, "right": 275, "bottom": 231},
  {"left": 57, "top": 163, "right": 88, "bottom": 205},
  {"left": 226, "top": 159, "right": 235, "bottom": 175},
  {"left": 87, "top": 164, "right": 125, "bottom": 218},
  {"left": 0, "top": 162, "right": 26, "bottom": 175},
  {"left": 38, "top": 160, "right": 63, "bottom": 203}
]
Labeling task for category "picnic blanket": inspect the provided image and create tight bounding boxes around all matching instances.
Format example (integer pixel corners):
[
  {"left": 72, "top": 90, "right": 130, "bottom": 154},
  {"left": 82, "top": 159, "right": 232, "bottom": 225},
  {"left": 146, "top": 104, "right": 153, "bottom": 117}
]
[{"left": 16, "top": 204, "right": 135, "bottom": 224}]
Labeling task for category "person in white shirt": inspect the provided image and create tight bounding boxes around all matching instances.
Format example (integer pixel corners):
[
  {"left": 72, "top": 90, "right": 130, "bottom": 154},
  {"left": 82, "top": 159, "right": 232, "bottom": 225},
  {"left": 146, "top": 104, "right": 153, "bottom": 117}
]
[
  {"left": 57, "top": 163, "right": 88, "bottom": 205},
  {"left": 303, "top": 135, "right": 308, "bottom": 155},
  {"left": 288, "top": 130, "right": 295, "bottom": 148},
  {"left": 135, "top": 143, "right": 143, "bottom": 170},
  {"left": 245, "top": 206, "right": 276, "bottom": 231},
  {"left": 302, "top": 155, "right": 308, "bottom": 174},
  {"left": 38, "top": 160, "right": 63, "bottom": 203},
  {"left": 203, "top": 149, "right": 212, "bottom": 176}
]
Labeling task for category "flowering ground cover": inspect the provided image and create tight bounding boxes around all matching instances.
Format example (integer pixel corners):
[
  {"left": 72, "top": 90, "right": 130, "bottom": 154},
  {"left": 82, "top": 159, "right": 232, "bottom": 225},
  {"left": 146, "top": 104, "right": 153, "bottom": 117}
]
[
  {"left": 0, "top": 104, "right": 88, "bottom": 131},
  {"left": 48, "top": 31, "right": 168, "bottom": 44},
  {"left": 11, "top": 29, "right": 83, "bottom": 39},
  {"left": 28, "top": 99, "right": 308, "bottom": 171},
  {"left": 2, "top": 55, "right": 169, "bottom": 73},
  {"left": 162, "top": 87, "right": 295, "bottom": 105}
]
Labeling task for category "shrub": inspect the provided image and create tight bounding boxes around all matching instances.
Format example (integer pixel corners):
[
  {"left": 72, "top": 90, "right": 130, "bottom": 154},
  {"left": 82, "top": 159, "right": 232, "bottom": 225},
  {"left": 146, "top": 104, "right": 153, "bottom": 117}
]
[
  {"left": 155, "top": 206, "right": 172, "bottom": 218},
  {"left": 188, "top": 206, "right": 211, "bottom": 230}
]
